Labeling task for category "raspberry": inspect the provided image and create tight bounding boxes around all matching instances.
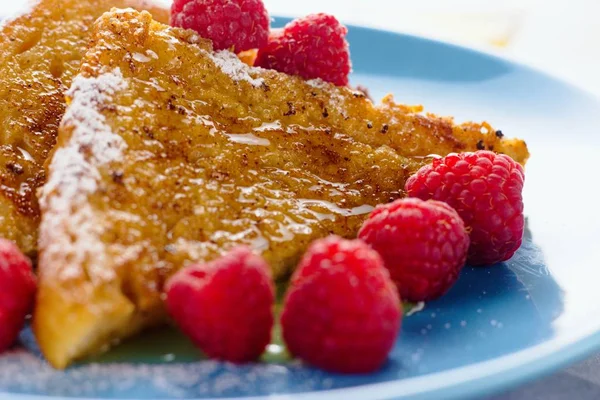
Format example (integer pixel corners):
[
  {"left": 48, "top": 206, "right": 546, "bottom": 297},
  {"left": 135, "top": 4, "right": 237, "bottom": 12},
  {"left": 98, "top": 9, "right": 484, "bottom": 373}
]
[
  {"left": 0, "top": 239, "right": 36, "bottom": 353},
  {"left": 358, "top": 198, "right": 469, "bottom": 302},
  {"left": 165, "top": 246, "right": 274, "bottom": 363},
  {"left": 171, "top": 0, "right": 270, "bottom": 52},
  {"left": 255, "top": 14, "right": 352, "bottom": 86},
  {"left": 405, "top": 151, "right": 525, "bottom": 266},
  {"left": 281, "top": 236, "right": 401, "bottom": 373}
]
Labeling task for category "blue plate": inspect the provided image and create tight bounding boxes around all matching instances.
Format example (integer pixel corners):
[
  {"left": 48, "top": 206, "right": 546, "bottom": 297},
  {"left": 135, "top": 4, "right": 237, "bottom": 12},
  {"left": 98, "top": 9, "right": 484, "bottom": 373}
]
[{"left": 3, "top": 18, "right": 600, "bottom": 400}]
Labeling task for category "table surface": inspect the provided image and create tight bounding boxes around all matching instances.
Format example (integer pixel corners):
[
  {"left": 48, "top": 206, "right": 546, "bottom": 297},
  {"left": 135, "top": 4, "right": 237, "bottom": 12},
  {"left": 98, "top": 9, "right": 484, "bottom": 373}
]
[{"left": 4, "top": 1, "right": 600, "bottom": 399}]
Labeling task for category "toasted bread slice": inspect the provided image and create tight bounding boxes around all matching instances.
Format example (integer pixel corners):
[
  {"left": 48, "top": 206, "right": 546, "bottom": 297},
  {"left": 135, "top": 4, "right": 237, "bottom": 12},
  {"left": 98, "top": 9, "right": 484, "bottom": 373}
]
[
  {"left": 0, "top": 0, "right": 168, "bottom": 254},
  {"left": 35, "top": 8, "right": 529, "bottom": 368}
]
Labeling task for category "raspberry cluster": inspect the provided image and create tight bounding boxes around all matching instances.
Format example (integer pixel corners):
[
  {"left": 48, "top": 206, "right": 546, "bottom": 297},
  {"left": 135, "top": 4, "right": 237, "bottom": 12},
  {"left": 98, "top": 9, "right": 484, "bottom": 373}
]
[{"left": 171, "top": 0, "right": 352, "bottom": 85}]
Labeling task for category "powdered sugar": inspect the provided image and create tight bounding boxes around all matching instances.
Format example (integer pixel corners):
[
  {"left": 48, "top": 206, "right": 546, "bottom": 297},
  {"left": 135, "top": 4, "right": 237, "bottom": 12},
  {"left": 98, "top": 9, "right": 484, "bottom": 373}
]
[
  {"left": 206, "top": 50, "right": 265, "bottom": 87},
  {"left": 38, "top": 68, "right": 128, "bottom": 281},
  {"left": 0, "top": 325, "right": 349, "bottom": 398},
  {"left": 0, "top": 342, "right": 349, "bottom": 398},
  {"left": 0, "top": 348, "right": 310, "bottom": 398},
  {"left": 306, "top": 78, "right": 346, "bottom": 116},
  {"left": 306, "top": 78, "right": 329, "bottom": 90},
  {"left": 63, "top": 69, "right": 127, "bottom": 164},
  {"left": 155, "top": 22, "right": 263, "bottom": 87}
]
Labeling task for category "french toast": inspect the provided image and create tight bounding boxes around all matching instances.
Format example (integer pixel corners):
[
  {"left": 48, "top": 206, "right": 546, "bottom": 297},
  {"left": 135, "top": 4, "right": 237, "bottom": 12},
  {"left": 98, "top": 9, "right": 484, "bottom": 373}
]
[
  {"left": 34, "top": 8, "right": 529, "bottom": 369},
  {"left": 0, "top": 0, "right": 169, "bottom": 254}
]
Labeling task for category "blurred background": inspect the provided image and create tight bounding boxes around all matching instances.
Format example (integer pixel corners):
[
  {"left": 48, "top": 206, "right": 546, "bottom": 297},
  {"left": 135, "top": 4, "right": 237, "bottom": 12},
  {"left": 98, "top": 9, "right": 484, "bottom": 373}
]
[{"left": 6, "top": 0, "right": 599, "bottom": 94}]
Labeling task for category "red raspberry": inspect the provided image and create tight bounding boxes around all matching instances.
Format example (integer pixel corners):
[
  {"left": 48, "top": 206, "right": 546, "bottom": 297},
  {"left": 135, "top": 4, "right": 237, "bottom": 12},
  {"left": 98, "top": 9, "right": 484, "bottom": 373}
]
[
  {"left": 0, "top": 239, "right": 36, "bottom": 353},
  {"left": 358, "top": 198, "right": 469, "bottom": 302},
  {"left": 255, "top": 14, "right": 352, "bottom": 86},
  {"left": 405, "top": 151, "right": 525, "bottom": 266},
  {"left": 281, "top": 236, "right": 401, "bottom": 374},
  {"left": 171, "top": 0, "right": 270, "bottom": 52},
  {"left": 165, "top": 246, "right": 274, "bottom": 363}
]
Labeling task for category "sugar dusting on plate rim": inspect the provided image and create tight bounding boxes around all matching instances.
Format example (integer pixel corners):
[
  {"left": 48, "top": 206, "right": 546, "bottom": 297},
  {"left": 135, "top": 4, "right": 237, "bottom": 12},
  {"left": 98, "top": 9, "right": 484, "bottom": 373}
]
[{"left": 0, "top": 350, "right": 298, "bottom": 398}]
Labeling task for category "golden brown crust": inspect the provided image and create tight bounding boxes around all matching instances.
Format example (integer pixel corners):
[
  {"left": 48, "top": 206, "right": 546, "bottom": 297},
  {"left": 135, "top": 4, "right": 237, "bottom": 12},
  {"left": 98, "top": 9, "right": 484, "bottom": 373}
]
[
  {"left": 34, "top": 9, "right": 529, "bottom": 369},
  {"left": 0, "top": 0, "right": 168, "bottom": 254}
]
